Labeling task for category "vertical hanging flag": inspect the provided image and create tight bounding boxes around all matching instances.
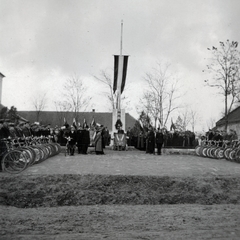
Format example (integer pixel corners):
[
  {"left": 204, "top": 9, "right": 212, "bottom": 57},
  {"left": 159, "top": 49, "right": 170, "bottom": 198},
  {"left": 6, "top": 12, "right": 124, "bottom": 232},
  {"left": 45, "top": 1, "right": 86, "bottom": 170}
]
[
  {"left": 170, "top": 119, "right": 176, "bottom": 131},
  {"left": 83, "top": 118, "right": 88, "bottom": 128},
  {"left": 73, "top": 118, "right": 77, "bottom": 129},
  {"left": 113, "top": 55, "right": 129, "bottom": 94},
  {"left": 91, "top": 117, "right": 96, "bottom": 127}
]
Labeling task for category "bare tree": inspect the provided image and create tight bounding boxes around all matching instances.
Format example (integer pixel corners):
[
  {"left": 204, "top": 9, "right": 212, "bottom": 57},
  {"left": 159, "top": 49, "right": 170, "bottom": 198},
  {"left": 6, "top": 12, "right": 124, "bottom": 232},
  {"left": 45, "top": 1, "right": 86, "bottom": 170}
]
[
  {"left": 32, "top": 93, "right": 47, "bottom": 122},
  {"left": 94, "top": 70, "right": 115, "bottom": 109},
  {"left": 181, "top": 109, "right": 191, "bottom": 131},
  {"left": 190, "top": 109, "right": 198, "bottom": 133},
  {"left": 54, "top": 100, "right": 71, "bottom": 127},
  {"left": 206, "top": 117, "right": 216, "bottom": 130},
  {"left": 141, "top": 62, "right": 181, "bottom": 129},
  {"left": 205, "top": 40, "right": 240, "bottom": 130},
  {"left": 94, "top": 69, "right": 130, "bottom": 111},
  {"left": 57, "top": 75, "right": 92, "bottom": 123}
]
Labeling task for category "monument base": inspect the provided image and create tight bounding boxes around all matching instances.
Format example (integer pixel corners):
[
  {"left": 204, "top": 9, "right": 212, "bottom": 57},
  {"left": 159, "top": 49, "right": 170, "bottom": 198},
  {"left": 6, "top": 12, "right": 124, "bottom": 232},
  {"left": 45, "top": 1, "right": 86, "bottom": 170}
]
[{"left": 110, "top": 109, "right": 126, "bottom": 146}]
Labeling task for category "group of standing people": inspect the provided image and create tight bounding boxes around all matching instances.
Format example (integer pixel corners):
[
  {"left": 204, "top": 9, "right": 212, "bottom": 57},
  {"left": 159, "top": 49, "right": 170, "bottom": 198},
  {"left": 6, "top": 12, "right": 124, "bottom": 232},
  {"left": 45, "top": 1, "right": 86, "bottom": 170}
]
[
  {"left": 63, "top": 123, "right": 109, "bottom": 156},
  {"left": 144, "top": 127, "right": 165, "bottom": 155}
]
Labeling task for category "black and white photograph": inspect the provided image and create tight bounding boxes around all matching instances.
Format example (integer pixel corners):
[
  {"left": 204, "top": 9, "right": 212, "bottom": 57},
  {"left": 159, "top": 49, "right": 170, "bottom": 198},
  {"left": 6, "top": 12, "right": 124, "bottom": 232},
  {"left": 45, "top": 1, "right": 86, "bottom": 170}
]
[{"left": 0, "top": 0, "right": 240, "bottom": 239}]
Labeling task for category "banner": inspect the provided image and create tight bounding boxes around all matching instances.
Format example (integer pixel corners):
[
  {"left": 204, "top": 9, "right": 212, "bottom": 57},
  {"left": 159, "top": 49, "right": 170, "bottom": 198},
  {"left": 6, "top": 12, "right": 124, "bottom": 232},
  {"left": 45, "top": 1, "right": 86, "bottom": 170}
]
[{"left": 113, "top": 55, "right": 129, "bottom": 94}]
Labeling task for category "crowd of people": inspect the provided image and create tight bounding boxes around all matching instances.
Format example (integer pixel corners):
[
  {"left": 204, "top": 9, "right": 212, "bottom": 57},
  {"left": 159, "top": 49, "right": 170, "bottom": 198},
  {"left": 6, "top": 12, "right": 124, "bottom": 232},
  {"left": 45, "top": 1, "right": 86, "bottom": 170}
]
[
  {"left": 1, "top": 117, "right": 238, "bottom": 158},
  {"left": 199, "top": 128, "right": 238, "bottom": 146},
  {"left": 133, "top": 127, "right": 196, "bottom": 153},
  {"left": 0, "top": 119, "right": 111, "bottom": 158},
  {"left": 132, "top": 127, "right": 166, "bottom": 155}
]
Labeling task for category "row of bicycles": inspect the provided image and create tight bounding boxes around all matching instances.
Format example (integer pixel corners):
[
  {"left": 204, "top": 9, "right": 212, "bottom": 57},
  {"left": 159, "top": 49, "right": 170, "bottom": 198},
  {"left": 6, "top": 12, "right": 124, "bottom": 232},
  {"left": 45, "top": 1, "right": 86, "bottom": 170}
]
[
  {"left": 195, "top": 139, "right": 240, "bottom": 163},
  {"left": 0, "top": 136, "right": 61, "bottom": 174}
]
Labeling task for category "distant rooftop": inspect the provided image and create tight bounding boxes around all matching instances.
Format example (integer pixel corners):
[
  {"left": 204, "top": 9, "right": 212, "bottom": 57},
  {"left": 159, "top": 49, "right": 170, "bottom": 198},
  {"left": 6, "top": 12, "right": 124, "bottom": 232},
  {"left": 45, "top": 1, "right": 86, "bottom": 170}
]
[
  {"left": 18, "top": 110, "right": 137, "bottom": 132},
  {"left": 216, "top": 106, "right": 240, "bottom": 126}
]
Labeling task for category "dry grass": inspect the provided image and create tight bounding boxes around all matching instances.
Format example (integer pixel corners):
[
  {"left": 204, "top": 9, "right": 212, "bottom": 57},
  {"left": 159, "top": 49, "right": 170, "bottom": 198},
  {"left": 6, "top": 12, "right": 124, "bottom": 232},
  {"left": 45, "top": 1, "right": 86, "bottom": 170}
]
[{"left": 1, "top": 174, "right": 240, "bottom": 208}]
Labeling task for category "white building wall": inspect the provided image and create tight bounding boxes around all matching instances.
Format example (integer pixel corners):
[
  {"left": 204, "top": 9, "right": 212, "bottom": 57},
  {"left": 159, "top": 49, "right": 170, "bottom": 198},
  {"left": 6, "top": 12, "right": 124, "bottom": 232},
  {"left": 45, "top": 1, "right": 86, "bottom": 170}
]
[{"left": 0, "top": 77, "right": 3, "bottom": 104}]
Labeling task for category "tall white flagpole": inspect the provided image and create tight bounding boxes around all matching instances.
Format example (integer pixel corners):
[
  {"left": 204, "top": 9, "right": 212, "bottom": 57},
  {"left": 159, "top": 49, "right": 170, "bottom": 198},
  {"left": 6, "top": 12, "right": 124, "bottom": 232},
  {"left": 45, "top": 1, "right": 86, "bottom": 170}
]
[{"left": 117, "top": 20, "right": 123, "bottom": 109}]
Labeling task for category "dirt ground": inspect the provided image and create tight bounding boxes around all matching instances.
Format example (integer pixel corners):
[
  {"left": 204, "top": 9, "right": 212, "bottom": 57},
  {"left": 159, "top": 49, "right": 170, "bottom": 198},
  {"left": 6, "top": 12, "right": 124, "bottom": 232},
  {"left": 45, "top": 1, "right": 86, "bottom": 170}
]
[
  {"left": 1, "top": 205, "right": 240, "bottom": 239},
  {"left": 1, "top": 149, "right": 240, "bottom": 239}
]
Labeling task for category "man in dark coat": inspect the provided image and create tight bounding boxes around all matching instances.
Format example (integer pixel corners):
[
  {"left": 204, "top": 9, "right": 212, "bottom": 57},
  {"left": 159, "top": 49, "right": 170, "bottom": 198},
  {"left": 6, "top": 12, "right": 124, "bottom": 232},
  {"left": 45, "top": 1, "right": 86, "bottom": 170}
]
[
  {"left": 156, "top": 128, "right": 164, "bottom": 155},
  {"left": 82, "top": 125, "right": 90, "bottom": 154},
  {"left": 64, "top": 126, "right": 77, "bottom": 156},
  {"left": 146, "top": 127, "right": 155, "bottom": 154},
  {"left": 103, "top": 127, "right": 110, "bottom": 147},
  {"left": 126, "top": 127, "right": 132, "bottom": 146},
  {"left": 76, "top": 126, "right": 83, "bottom": 154}
]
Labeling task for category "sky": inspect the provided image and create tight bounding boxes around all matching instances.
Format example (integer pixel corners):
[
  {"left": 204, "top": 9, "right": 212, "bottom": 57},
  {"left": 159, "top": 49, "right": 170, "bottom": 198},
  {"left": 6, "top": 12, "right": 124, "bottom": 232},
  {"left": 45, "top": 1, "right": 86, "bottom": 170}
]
[{"left": 0, "top": 0, "right": 240, "bottom": 132}]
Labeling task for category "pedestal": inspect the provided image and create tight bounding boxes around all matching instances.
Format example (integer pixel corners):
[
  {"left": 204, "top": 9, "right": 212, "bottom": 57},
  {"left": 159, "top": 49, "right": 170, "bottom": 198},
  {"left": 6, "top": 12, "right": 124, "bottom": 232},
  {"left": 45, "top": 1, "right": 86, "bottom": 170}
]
[{"left": 111, "top": 109, "right": 126, "bottom": 146}]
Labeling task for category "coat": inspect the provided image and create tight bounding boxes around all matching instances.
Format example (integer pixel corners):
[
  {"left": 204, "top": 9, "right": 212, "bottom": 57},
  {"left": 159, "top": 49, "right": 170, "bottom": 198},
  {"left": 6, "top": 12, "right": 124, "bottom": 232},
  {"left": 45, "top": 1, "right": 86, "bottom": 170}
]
[
  {"left": 94, "top": 131, "right": 103, "bottom": 152},
  {"left": 156, "top": 132, "right": 164, "bottom": 144},
  {"left": 64, "top": 130, "right": 77, "bottom": 145}
]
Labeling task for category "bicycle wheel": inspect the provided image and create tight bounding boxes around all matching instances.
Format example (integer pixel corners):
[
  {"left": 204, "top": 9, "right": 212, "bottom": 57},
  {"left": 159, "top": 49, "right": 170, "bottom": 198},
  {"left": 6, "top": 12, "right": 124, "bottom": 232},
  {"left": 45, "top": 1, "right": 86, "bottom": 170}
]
[
  {"left": 235, "top": 149, "right": 240, "bottom": 163},
  {"left": 229, "top": 150, "right": 236, "bottom": 161},
  {"left": 2, "top": 150, "right": 28, "bottom": 174},
  {"left": 202, "top": 147, "right": 208, "bottom": 157},
  {"left": 20, "top": 147, "right": 35, "bottom": 166},
  {"left": 195, "top": 145, "right": 201, "bottom": 156},
  {"left": 216, "top": 148, "right": 225, "bottom": 159},
  {"left": 224, "top": 148, "right": 232, "bottom": 160}
]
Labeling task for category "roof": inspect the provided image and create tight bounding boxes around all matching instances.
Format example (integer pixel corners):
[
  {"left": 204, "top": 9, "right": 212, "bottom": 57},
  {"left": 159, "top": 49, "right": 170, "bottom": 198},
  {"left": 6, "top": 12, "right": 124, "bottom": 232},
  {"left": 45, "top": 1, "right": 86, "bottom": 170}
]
[
  {"left": 17, "top": 111, "right": 137, "bottom": 132},
  {"left": 216, "top": 106, "right": 240, "bottom": 126},
  {"left": 0, "top": 72, "right": 5, "bottom": 78},
  {"left": 0, "top": 103, "right": 6, "bottom": 110}
]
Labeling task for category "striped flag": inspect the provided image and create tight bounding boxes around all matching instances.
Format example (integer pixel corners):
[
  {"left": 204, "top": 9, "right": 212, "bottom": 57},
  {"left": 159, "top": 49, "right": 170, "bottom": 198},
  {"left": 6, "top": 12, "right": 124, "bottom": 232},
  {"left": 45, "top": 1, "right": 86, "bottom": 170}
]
[{"left": 113, "top": 55, "right": 129, "bottom": 94}]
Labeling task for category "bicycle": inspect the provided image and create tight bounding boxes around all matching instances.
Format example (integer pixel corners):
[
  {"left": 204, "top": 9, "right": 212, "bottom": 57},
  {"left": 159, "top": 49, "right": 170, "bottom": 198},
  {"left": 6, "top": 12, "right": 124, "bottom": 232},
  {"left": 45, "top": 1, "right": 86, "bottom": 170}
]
[{"left": 1, "top": 138, "right": 28, "bottom": 174}]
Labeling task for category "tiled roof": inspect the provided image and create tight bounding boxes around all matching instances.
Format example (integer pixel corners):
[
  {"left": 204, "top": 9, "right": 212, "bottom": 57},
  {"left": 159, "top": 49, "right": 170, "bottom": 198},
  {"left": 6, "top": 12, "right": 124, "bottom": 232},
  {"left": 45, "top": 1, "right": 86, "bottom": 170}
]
[
  {"left": 216, "top": 106, "right": 240, "bottom": 126},
  {"left": 18, "top": 111, "right": 137, "bottom": 132}
]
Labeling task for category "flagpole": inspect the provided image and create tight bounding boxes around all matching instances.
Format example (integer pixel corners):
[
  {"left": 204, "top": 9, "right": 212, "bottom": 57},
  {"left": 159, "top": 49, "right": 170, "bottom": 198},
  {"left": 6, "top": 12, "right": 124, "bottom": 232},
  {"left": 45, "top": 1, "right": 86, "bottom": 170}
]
[
  {"left": 120, "top": 20, "right": 123, "bottom": 56},
  {"left": 117, "top": 20, "right": 123, "bottom": 110}
]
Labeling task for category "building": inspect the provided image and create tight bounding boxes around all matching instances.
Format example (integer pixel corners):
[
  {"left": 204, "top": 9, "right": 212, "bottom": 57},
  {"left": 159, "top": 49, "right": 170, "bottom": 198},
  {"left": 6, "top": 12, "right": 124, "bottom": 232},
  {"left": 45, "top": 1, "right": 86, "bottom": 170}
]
[
  {"left": 18, "top": 110, "right": 137, "bottom": 133},
  {"left": 215, "top": 106, "right": 240, "bottom": 137},
  {"left": 0, "top": 72, "right": 5, "bottom": 104}
]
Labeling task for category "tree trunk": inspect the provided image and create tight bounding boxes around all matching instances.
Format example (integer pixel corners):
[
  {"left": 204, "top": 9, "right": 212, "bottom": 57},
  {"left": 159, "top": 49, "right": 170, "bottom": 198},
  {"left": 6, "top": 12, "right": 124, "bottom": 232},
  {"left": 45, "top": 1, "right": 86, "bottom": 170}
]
[{"left": 224, "top": 90, "right": 228, "bottom": 131}]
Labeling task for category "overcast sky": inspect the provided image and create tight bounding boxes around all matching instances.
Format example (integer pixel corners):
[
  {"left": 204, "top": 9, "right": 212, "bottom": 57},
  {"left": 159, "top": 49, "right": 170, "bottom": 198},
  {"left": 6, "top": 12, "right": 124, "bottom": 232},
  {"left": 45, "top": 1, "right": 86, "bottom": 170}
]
[{"left": 1, "top": 0, "right": 240, "bottom": 131}]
